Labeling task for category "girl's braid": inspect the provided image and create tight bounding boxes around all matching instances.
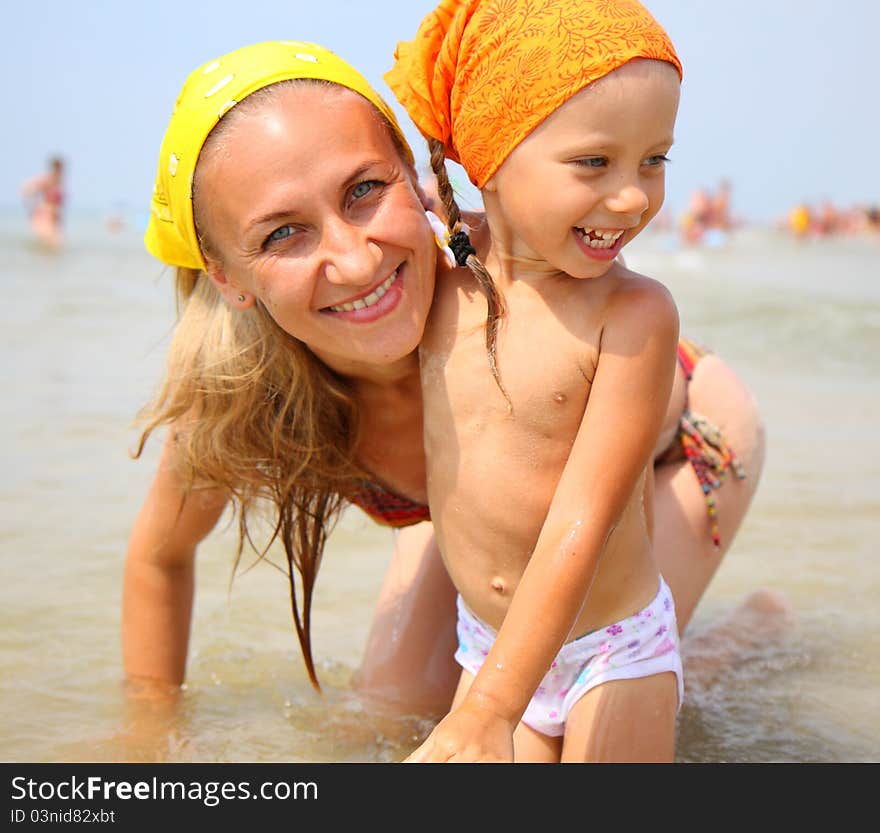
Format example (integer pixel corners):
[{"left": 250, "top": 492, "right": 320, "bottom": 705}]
[{"left": 428, "top": 138, "right": 509, "bottom": 405}]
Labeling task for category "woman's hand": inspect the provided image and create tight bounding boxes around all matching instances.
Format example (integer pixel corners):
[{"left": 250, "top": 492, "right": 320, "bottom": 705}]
[{"left": 403, "top": 699, "right": 515, "bottom": 763}]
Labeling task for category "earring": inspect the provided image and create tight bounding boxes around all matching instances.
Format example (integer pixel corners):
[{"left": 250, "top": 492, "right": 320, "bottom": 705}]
[
  {"left": 425, "top": 209, "right": 456, "bottom": 268},
  {"left": 237, "top": 294, "right": 246, "bottom": 303}
]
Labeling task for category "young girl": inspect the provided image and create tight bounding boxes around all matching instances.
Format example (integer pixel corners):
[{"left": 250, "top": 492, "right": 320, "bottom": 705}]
[{"left": 386, "top": 0, "right": 688, "bottom": 762}]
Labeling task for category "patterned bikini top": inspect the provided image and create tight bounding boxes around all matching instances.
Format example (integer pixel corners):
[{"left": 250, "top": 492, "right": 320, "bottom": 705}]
[{"left": 347, "top": 479, "right": 431, "bottom": 528}]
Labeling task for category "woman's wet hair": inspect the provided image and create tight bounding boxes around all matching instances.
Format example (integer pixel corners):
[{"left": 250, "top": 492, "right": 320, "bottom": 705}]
[{"left": 135, "top": 78, "right": 416, "bottom": 690}]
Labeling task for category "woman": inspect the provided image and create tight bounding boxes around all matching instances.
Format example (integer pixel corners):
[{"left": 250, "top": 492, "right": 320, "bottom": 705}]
[
  {"left": 20, "top": 155, "right": 65, "bottom": 250},
  {"left": 123, "top": 41, "right": 772, "bottom": 718}
]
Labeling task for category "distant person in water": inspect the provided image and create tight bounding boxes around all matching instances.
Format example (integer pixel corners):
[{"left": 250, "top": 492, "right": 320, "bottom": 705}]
[
  {"left": 680, "top": 179, "right": 735, "bottom": 246},
  {"left": 788, "top": 202, "right": 813, "bottom": 239},
  {"left": 680, "top": 186, "right": 712, "bottom": 245},
  {"left": 709, "top": 179, "right": 734, "bottom": 231},
  {"left": 21, "top": 156, "right": 65, "bottom": 250}
]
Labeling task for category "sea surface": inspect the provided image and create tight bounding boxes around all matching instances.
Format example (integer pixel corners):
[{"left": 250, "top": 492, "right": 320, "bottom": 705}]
[{"left": 2, "top": 213, "right": 878, "bottom": 763}]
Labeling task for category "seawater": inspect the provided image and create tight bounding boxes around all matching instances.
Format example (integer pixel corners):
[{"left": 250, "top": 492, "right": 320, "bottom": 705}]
[{"left": 1, "top": 213, "right": 878, "bottom": 762}]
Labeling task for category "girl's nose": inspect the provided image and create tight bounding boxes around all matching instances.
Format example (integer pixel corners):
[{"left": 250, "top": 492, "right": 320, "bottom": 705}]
[{"left": 605, "top": 184, "right": 650, "bottom": 219}]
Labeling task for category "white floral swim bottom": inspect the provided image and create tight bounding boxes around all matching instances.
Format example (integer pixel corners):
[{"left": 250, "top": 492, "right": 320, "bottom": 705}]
[{"left": 454, "top": 577, "right": 684, "bottom": 737}]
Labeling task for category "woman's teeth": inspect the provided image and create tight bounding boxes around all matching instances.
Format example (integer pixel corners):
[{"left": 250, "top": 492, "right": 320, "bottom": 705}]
[
  {"left": 577, "top": 228, "right": 624, "bottom": 249},
  {"left": 329, "top": 270, "right": 398, "bottom": 312}
]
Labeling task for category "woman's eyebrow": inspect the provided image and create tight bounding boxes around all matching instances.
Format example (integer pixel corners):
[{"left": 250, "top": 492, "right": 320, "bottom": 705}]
[
  {"left": 342, "top": 160, "right": 393, "bottom": 187},
  {"left": 245, "top": 209, "right": 296, "bottom": 234},
  {"left": 243, "top": 161, "right": 392, "bottom": 234},
  {"left": 244, "top": 208, "right": 296, "bottom": 234}
]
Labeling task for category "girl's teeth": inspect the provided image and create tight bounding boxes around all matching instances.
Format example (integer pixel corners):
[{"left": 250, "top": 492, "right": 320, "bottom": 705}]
[
  {"left": 329, "top": 270, "right": 398, "bottom": 312},
  {"left": 577, "top": 228, "right": 624, "bottom": 248}
]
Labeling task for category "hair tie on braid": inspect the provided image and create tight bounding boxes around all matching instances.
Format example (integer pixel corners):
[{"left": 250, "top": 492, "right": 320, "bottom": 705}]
[{"left": 449, "top": 230, "right": 476, "bottom": 267}]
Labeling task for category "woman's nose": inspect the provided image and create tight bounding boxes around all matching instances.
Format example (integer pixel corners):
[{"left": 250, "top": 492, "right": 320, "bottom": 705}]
[{"left": 321, "top": 218, "right": 382, "bottom": 287}]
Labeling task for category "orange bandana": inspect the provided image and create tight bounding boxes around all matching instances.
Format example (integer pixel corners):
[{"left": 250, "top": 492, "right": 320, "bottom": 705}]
[{"left": 385, "top": 0, "right": 682, "bottom": 188}]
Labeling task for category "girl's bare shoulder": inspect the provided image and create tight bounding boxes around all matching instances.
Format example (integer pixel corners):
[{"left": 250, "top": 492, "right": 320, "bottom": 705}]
[{"left": 602, "top": 263, "right": 679, "bottom": 343}]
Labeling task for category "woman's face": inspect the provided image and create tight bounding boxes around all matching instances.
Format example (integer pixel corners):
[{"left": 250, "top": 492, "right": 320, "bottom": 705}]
[{"left": 197, "top": 84, "right": 437, "bottom": 375}]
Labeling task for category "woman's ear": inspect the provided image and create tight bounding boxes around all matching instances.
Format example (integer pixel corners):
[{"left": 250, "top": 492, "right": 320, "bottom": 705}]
[{"left": 204, "top": 260, "right": 255, "bottom": 310}]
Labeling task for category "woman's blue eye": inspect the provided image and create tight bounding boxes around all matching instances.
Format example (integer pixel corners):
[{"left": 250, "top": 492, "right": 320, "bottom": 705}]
[
  {"left": 267, "top": 225, "right": 293, "bottom": 244},
  {"left": 352, "top": 181, "right": 375, "bottom": 199}
]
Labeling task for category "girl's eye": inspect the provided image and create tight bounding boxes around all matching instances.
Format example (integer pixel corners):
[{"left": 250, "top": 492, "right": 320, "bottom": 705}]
[
  {"left": 645, "top": 154, "right": 671, "bottom": 167},
  {"left": 575, "top": 157, "right": 606, "bottom": 169}
]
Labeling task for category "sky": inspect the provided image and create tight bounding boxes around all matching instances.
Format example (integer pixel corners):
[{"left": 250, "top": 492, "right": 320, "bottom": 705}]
[{"left": 3, "top": 0, "right": 878, "bottom": 224}]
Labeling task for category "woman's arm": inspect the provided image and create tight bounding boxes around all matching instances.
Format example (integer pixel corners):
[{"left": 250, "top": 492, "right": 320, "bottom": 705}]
[
  {"left": 354, "top": 521, "right": 459, "bottom": 715},
  {"left": 122, "top": 430, "right": 228, "bottom": 689}
]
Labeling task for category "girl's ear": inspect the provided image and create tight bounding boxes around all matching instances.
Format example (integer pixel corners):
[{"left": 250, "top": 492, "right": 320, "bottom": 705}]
[
  {"left": 204, "top": 260, "right": 255, "bottom": 310},
  {"left": 416, "top": 175, "right": 451, "bottom": 226},
  {"left": 414, "top": 177, "right": 435, "bottom": 211}
]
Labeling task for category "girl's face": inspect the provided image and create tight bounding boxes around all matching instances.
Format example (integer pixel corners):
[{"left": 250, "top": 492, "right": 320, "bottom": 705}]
[
  {"left": 197, "top": 84, "right": 437, "bottom": 376},
  {"left": 482, "top": 59, "right": 680, "bottom": 281}
]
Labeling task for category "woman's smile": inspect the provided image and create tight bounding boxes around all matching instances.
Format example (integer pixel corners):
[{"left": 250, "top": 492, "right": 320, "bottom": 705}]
[{"left": 324, "top": 266, "right": 403, "bottom": 320}]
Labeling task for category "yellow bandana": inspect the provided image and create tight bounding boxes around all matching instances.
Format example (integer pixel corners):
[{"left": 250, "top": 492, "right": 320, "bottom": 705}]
[
  {"left": 385, "top": 0, "right": 681, "bottom": 188},
  {"left": 145, "top": 40, "right": 412, "bottom": 270}
]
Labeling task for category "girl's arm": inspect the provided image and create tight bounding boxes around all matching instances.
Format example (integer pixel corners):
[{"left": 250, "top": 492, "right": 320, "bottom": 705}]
[
  {"left": 407, "top": 280, "right": 680, "bottom": 762},
  {"left": 122, "top": 430, "right": 228, "bottom": 692}
]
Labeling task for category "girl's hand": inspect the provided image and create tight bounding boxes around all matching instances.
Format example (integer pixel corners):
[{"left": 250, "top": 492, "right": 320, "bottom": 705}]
[{"left": 403, "top": 699, "right": 515, "bottom": 763}]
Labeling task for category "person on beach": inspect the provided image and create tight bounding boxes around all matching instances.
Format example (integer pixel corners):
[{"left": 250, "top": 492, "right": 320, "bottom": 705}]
[
  {"left": 20, "top": 155, "right": 65, "bottom": 250},
  {"left": 385, "top": 0, "right": 733, "bottom": 762},
  {"left": 680, "top": 186, "right": 713, "bottom": 245},
  {"left": 124, "top": 39, "right": 772, "bottom": 728}
]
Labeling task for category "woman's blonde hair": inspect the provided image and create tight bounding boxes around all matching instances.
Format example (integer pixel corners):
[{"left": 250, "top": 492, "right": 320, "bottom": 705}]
[{"left": 134, "top": 79, "right": 412, "bottom": 689}]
